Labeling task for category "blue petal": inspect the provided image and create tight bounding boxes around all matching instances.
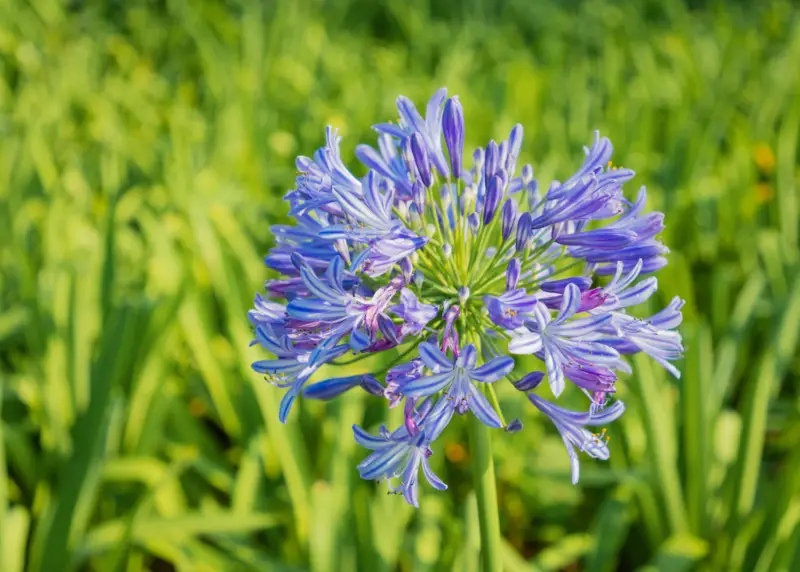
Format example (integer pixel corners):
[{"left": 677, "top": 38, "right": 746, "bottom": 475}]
[
  {"left": 299, "top": 265, "right": 343, "bottom": 305},
  {"left": 286, "top": 298, "right": 346, "bottom": 320},
  {"left": 552, "top": 283, "right": 582, "bottom": 325},
  {"left": 418, "top": 342, "right": 453, "bottom": 372},
  {"left": 359, "top": 444, "right": 408, "bottom": 480},
  {"left": 552, "top": 313, "right": 612, "bottom": 337},
  {"left": 508, "top": 333, "right": 543, "bottom": 355},
  {"left": 349, "top": 329, "right": 370, "bottom": 351},
  {"left": 325, "top": 255, "right": 346, "bottom": 292},
  {"left": 352, "top": 425, "right": 388, "bottom": 450},
  {"left": 616, "top": 277, "right": 658, "bottom": 308},
  {"left": 355, "top": 144, "right": 394, "bottom": 179},
  {"left": 584, "top": 401, "right": 626, "bottom": 425},
  {"left": 556, "top": 229, "right": 636, "bottom": 248},
  {"left": 471, "top": 356, "right": 515, "bottom": 382},
  {"left": 350, "top": 247, "right": 372, "bottom": 272},
  {"left": 396, "top": 95, "right": 426, "bottom": 134},
  {"left": 332, "top": 187, "right": 388, "bottom": 230},
  {"left": 422, "top": 457, "right": 448, "bottom": 490},
  {"left": 254, "top": 326, "right": 288, "bottom": 356},
  {"left": 467, "top": 384, "right": 503, "bottom": 428},
  {"left": 252, "top": 358, "right": 302, "bottom": 374},
  {"left": 372, "top": 123, "right": 408, "bottom": 139},
  {"left": 459, "top": 344, "right": 478, "bottom": 369},
  {"left": 402, "top": 371, "right": 456, "bottom": 398},
  {"left": 304, "top": 375, "right": 363, "bottom": 400},
  {"left": 562, "top": 340, "right": 620, "bottom": 363},
  {"left": 278, "top": 391, "right": 297, "bottom": 424}
]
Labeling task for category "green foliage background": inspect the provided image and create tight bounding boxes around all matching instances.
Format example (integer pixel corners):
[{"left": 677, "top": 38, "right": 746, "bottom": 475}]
[{"left": 1, "top": 0, "right": 799, "bottom": 570}]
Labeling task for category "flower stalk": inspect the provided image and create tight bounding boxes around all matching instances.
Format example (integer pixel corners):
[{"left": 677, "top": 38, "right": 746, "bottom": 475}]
[{"left": 470, "top": 411, "right": 503, "bottom": 572}]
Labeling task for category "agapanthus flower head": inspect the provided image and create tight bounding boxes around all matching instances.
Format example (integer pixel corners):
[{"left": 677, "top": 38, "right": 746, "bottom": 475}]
[{"left": 250, "top": 88, "right": 684, "bottom": 506}]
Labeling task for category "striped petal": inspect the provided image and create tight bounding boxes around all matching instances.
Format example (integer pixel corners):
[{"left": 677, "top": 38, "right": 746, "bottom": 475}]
[
  {"left": 352, "top": 425, "right": 389, "bottom": 450},
  {"left": 418, "top": 342, "right": 454, "bottom": 372},
  {"left": 278, "top": 391, "right": 297, "bottom": 424},
  {"left": 551, "top": 283, "right": 582, "bottom": 325},
  {"left": 508, "top": 332, "right": 543, "bottom": 355},
  {"left": 421, "top": 456, "right": 448, "bottom": 490},
  {"left": 467, "top": 384, "right": 503, "bottom": 428},
  {"left": 304, "top": 375, "right": 363, "bottom": 400},
  {"left": 471, "top": 356, "right": 515, "bottom": 383},
  {"left": 402, "top": 371, "right": 456, "bottom": 398}
]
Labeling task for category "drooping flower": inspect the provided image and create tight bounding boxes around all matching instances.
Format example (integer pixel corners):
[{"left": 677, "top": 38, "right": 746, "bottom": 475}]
[
  {"left": 527, "top": 392, "right": 626, "bottom": 484},
  {"left": 353, "top": 398, "right": 450, "bottom": 507},
  {"left": 249, "top": 88, "right": 684, "bottom": 506}
]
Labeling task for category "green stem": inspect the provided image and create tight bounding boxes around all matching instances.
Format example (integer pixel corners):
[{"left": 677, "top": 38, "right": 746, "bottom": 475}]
[{"left": 468, "top": 415, "right": 502, "bottom": 572}]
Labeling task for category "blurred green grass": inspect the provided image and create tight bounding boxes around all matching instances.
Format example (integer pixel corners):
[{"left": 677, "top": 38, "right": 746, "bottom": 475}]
[{"left": 1, "top": 0, "right": 799, "bottom": 570}]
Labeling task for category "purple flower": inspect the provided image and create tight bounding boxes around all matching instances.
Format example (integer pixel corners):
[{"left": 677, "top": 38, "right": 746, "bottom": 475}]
[
  {"left": 251, "top": 325, "right": 349, "bottom": 423},
  {"left": 410, "top": 132, "right": 433, "bottom": 188},
  {"left": 391, "top": 288, "right": 438, "bottom": 335},
  {"left": 443, "top": 97, "right": 465, "bottom": 178},
  {"left": 304, "top": 374, "right": 385, "bottom": 400},
  {"left": 501, "top": 198, "right": 518, "bottom": 241},
  {"left": 485, "top": 289, "right": 537, "bottom": 329},
  {"left": 374, "top": 88, "right": 450, "bottom": 178},
  {"left": 250, "top": 87, "right": 683, "bottom": 506},
  {"left": 401, "top": 343, "right": 514, "bottom": 428},
  {"left": 353, "top": 399, "right": 449, "bottom": 507},
  {"left": 483, "top": 175, "right": 503, "bottom": 224},
  {"left": 506, "top": 258, "right": 521, "bottom": 291},
  {"left": 528, "top": 393, "right": 625, "bottom": 484},
  {"left": 508, "top": 284, "right": 620, "bottom": 396}
]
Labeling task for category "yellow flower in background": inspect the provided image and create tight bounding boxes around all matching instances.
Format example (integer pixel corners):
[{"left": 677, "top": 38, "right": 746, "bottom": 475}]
[{"left": 754, "top": 143, "right": 775, "bottom": 174}]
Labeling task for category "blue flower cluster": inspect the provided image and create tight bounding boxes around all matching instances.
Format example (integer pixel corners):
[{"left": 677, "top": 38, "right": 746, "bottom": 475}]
[{"left": 250, "top": 88, "right": 684, "bottom": 506}]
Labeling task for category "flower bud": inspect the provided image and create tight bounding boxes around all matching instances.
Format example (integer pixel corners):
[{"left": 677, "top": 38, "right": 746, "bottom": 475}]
[
  {"left": 472, "top": 147, "right": 484, "bottom": 171},
  {"left": 399, "top": 257, "right": 413, "bottom": 282},
  {"left": 440, "top": 186, "right": 452, "bottom": 212},
  {"left": 505, "top": 419, "right": 524, "bottom": 433},
  {"left": 513, "top": 371, "right": 544, "bottom": 392},
  {"left": 506, "top": 124, "right": 523, "bottom": 175},
  {"left": 402, "top": 135, "right": 415, "bottom": 174},
  {"left": 379, "top": 315, "right": 401, "bottom": 345},
  {"left": 396, "top": 200, "right": 409, "bottom": 219},
  {"left": 527, "top": 180, "right": 540, "bottom": 210},
  {"left": 498, "top": 140, "right": 509, "bottom": 169},
  {"left": 410, "top": 133, "right": 432, "bottom": 187},
  {"left": 458, "top": 286, "right": 470, "bottom": 305},
  {"left": 506, "top": 258, "right": 521, "bottom": 291},
  {"left": 501, "top": 198, "right": 518, "bottom": 241},
  {"left": 411, "top": 180, "right": 425, "bottom": 214},
  {"left": 521, "top": 164, "right": 534, "bottom": 185},
  {"left": 443, "top": 96, "right": 464, "bottom": 178},
  {"left": 515, "top": 212, "right": 532, "bottom": 251},
  {"left": 468, "top": 212, "right": 480, "bottom": 234},
  {"left": 483, "top": 175, "right": 502, "bottom": 225},
  {"left": 360, "top": 375, "right": 384, "bottom": 397},
  {"left": 484, "top": 139, "right": 499, "bottom": 181}
]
